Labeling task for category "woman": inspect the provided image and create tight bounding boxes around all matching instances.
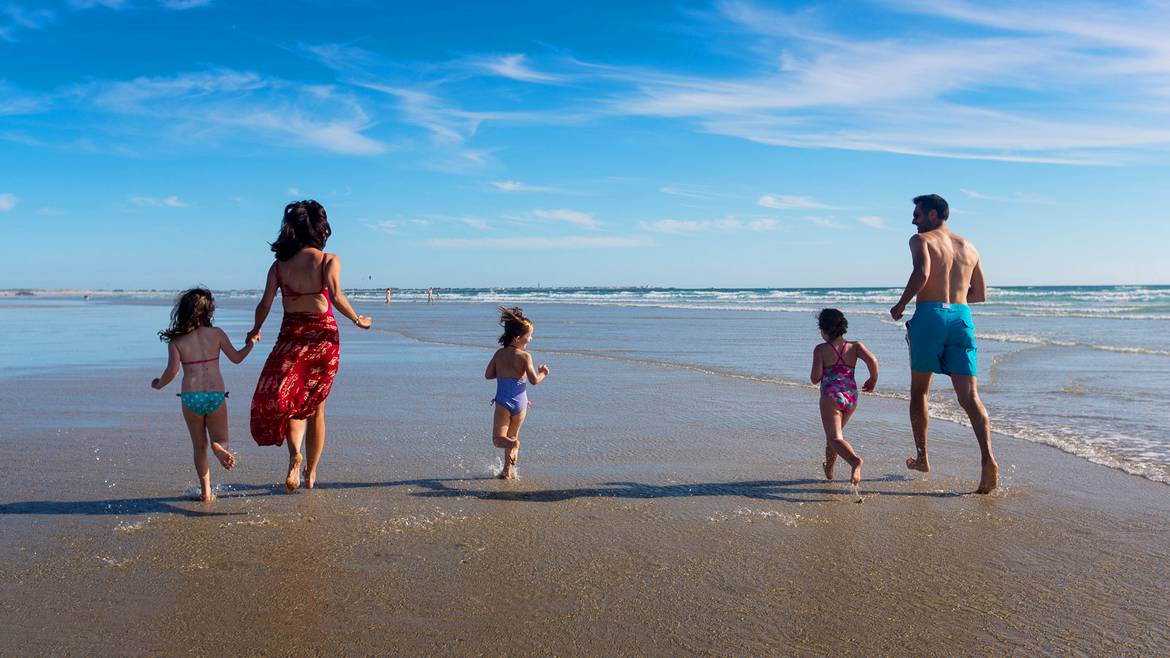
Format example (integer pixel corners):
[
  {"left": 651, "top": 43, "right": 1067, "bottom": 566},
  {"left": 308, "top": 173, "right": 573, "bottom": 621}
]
[{"left": 248, "top": 200, "right": 371, "bottom": 492}]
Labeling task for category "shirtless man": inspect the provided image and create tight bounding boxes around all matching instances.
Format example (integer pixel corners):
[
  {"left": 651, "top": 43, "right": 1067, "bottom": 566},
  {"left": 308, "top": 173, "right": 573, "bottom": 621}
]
[{"left": 890, "top": 194, "right": 998, "bottom": 493}]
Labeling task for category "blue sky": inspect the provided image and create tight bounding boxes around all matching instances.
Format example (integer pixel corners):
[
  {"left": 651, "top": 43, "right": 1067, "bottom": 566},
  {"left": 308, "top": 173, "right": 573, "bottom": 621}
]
[{"left": 3, "top": 0, "right": 1170, "bottom": 289}]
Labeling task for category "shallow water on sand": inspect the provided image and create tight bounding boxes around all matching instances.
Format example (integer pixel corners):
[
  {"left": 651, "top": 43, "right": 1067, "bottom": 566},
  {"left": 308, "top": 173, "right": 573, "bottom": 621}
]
[{"left": 1, "top": 297, "right": 1168, "bottom": 654}]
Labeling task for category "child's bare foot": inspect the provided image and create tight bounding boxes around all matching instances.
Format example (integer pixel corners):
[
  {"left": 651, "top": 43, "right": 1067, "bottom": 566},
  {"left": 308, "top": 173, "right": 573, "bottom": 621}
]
[
  {"left": 976, "top": 459, "right": 999, "bottom": 494},
  {"left": 211, "top": 442, "right": 236, "bottom": 470},
  {"left": 850, "top": 458, "right": 863, "bottom": 486},
  {"left": 905, "top": 455, "right": 930, "bottom": 472},
  {"left": 822, "top": 460, "right": 834, "bottom": 481},
  {"left": 285, "top": 453, "right": 303, "bottom": 493},
  {"left": 198, "top": 486, "right": 215, "bottom": 502}
]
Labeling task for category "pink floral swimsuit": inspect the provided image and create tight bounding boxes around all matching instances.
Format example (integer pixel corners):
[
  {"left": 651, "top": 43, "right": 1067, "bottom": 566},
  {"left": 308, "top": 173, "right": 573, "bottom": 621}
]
[{"left": 820, "top": 341, "right": 857, "bottom": 411}]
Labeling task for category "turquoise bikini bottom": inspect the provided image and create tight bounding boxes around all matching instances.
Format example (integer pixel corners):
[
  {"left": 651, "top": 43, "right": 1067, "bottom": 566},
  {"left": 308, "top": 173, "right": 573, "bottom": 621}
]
[{"left": 178, "top": 391, "right": 228, "bottom": 416}]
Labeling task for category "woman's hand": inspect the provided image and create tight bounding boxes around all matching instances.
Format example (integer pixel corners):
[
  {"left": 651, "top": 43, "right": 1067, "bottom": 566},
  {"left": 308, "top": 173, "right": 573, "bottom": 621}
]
[
  {"left": 151, "top": 377, "right": 163, "bottom": 390},
  {"left": 246, "top": 329, "right": 261, "bottom": 345},
  {"left": 354, "top": 315, "right": 372, "bottom": 329}
]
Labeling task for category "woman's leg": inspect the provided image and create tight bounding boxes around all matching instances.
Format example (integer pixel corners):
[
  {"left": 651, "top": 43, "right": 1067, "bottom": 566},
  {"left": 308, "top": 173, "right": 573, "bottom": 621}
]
[
  {"left": 204, "top": 402, "right": 236, "bottom": 470},
  {"left": 303, "top": 401, "right": 327, "bottom": 489},
  {"left": 284, "top": 416, "right": 307, "bottom": 493},
  {"left": 181, "top": 405, "right": 213, "bottom": 501}
]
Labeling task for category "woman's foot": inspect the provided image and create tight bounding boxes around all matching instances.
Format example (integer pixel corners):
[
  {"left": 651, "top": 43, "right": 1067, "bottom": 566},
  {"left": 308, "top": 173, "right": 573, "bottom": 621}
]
[
  {"left": 850, "top": 457, "right": 863, "bottom": 486},
  {"left": 210, "top": 442, "right": 236, "bottom": 470},
  {"left": 285, "top": 453, "right": 303, "bottom": 493},
  {"left": 303, "top": 466, "right": 316, "bottom": 490}
]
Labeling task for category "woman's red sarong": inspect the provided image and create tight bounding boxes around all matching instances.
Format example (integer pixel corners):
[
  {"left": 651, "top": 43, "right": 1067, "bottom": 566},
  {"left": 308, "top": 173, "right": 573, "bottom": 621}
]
[{"left": 250, "top": 309, "right": 340, "bottom": 446}]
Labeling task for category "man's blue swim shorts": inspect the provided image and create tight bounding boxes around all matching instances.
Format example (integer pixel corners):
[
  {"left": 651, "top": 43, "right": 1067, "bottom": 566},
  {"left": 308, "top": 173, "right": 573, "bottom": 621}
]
[{"left": 905, "top": 302, "right": 977, "bottom": 376}]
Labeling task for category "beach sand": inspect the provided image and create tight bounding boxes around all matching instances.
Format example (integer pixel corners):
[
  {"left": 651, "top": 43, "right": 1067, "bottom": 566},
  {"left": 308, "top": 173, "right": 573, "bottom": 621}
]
[{"left": 1, "top": 301, "right": 1168, "bottom": 655}]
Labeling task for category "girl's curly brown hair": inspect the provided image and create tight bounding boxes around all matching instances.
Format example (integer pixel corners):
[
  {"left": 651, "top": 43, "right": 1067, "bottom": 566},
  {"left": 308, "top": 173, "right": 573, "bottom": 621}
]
[
  {"left": 497, "top": 306, "right": 533, "bottom": 346},
  {"left": 159, "top": 288, "right": 215, "bottom": 342},
  {"left": 817, "top": 308, "right": 848, "bottom": 340}
]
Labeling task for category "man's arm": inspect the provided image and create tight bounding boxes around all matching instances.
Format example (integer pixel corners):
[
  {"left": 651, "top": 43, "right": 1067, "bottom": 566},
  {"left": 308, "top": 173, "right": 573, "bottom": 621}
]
[
  {"left": 968, "top": 256, "right": 987, "bottom": 303},
  {"left": 890, "top": 235, "right": 930, "bottom": 320}
]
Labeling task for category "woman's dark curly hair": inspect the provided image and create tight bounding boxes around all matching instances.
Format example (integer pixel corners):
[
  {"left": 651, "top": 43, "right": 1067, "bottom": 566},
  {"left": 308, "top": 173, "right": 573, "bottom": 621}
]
[
  {"left": 159, "top": 288, "right": 215, "bottom": 342},
  {"left": 498, "top": 306, "right": 533, "bottom": 346},
  {"left": 817, "top": 308, "right": 848, "bottom": 340},
  {"left": 271, "top": 200, "right": 331, "bottom": 261}
]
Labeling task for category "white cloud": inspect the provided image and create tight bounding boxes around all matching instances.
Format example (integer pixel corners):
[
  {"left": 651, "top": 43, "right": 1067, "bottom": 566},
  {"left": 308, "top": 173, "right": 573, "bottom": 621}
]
[
  {"left": 67, "top": 0, "right": 126, "bottom": 9},
  {"left": 410, "top": 219, "right": 431, "bottom": 227},
  {"left": 532, "top": 208, "right": 599, "bottom": 229},
  {"left": 959, "top": 188, "right": 1050, "bottom": 204},
  {"left": 288, "top": 187, "right": 302, "bottom": 196},
  {"left": 491, "top": 180, "right": 561, "bottom": 193},
  {"left": 476, "top": 54, "right": 564, "bottom": 83},
  {"left": 758, "top": 194, "right": 842, "bottom": 210},
  {"left": 159, "top": 0, "right": 212, "bottom": 9},
  {"left": 0, "top": 193, "right": 17, "bottom": 211},
  {"left": 427, "top": 236, "right": 650, "bottom": 249},
  {"left": 856, "top": 215, "right": 887, "bottom": 229},
  {"left": 1, "top": 4, "right": 54, "bottom": 41},
  {"left": 130, "top": 195, "right": 187, "bottom": 208},
  {"left": 640, "top": 217, "right": 779, "bottom": 234},
  {"left": 657, "top": 184, "right": 730, "bottom": 199},
  {"left": 366, "top": 220, "right": 398, "bottom": 235}
]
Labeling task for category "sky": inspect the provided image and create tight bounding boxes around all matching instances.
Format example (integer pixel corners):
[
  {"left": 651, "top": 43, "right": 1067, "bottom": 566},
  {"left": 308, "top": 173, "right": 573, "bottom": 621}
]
[{"left": 3, "top": 0, "right": 1170, "bottom": 289}]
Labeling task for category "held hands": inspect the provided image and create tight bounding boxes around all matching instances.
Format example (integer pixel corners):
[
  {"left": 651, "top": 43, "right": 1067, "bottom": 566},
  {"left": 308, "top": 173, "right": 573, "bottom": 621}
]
[
  {"left": 246, "top": 329, "right": 261, "bottom": 345},
  {"left": 889, "top": 304, "right": 905, "bottom": 321},
  {"left": 862, "top": 377, "right": 877, "bottom": 393},
  {"left": 354, "top": 315, "right": 372, "bottom": 329}
]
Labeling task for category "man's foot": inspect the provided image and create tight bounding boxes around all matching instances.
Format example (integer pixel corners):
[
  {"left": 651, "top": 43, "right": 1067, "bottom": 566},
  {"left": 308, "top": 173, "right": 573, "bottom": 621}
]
[
  {"left": 850, "top": 458, "right": 863, "bottom": 486},
  {"left": 905, "top": 456, "right": 930, "bottom": 472},
  {"left": 976, "top": 459, "right": 999, "bottom": 494},
  {"left": 822, "top": 460, "right": 834, "bottom": 481},
  {"left": 285, "top": 454, "right": 303, "bottom": 493},
  {"left": 303, "top": 467, "right": 316, "bottom": 490},
  {"left": 211, "top": 442, "right": 236, "bottom": 470}
]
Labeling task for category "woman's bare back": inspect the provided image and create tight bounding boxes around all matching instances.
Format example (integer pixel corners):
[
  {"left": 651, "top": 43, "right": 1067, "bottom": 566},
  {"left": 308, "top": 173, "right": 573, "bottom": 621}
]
[{"left": 278, "top": 248, "right": 331, "bottom": 314}]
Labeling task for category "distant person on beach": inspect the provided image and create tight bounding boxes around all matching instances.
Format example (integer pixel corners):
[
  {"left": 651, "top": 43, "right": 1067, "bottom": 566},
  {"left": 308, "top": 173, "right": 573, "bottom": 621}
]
[
  {"left": 810, "top": 309, "right": 878, "bottom": 487},
  {"left": 427, "top": 287, "right": 434, "bottom": 304},
  {"left": 890, "top": 194, "right": 998, "bottom": 493},
  {"left": 152, "top": 288, "right": 258, "bottom": 501},
  {"left": 484, "top": 306, "right": 549, "bottom": 479},
  {"left": 247, "top": 200, "right": 372, "bottom": 493},
  {"left": 385, "top": 288, "right": 391, "bottom": 304}
]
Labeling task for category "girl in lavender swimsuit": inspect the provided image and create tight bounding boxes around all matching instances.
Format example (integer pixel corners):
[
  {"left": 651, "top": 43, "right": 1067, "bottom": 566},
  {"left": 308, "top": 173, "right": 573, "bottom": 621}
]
[
  {"left": 484, "top": 306, "right": 550, "bottom": 479},
  {"left": 810, "top": 308, "right": 879, "bottom": 487}
]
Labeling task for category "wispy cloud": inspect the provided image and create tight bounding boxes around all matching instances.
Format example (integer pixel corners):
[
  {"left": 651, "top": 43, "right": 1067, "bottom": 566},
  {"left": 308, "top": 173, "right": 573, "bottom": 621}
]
[
  {"left": 856, "top": 215, "right": 887, "bottom": 229},
  {"left": 658, "top": 184, "right": 732, "bottom": 199},
  {"left": 758, "top": 194, "right": 841, "bottom": 210},
  {"left": 67, "top": 0, "right": 126, "bottom": 9},
  {"left": 491, "top": 180, "right": 561, "bottom": 193},
  {"left": 474, "top": 54, "right": 564, "bottom": 84},
  {"left": 640, "top": 217, "right": 779, "bottom": 234},
  {"left": 427, "top": 236, "right": 650, "bottom": 249},
  {"left": 0, "top": 193, "right": 17, "bottom": 211},
  {"left": 159, "top": 0, "right": 212, "bottom": 9},
  {"left": 531, "top": 208, "right": 599, "bottom": 229},
  {"left": 365, "top": 220, "right": 398, "bottom": 235},
  {"left": 959, "top": 188, "right": 1051, "bottom": 204},
  {"left": 1, "top": 4, "right": 54, "bottom": 41},
  {"left": 130, "top": 195, "right": 187, "bottom": 208}
]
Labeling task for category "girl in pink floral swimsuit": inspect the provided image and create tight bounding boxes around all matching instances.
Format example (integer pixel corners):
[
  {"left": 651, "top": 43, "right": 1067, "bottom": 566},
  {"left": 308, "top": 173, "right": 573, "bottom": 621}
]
[{"left": 810, "top": 309, "right": 879, "bottom": 487}]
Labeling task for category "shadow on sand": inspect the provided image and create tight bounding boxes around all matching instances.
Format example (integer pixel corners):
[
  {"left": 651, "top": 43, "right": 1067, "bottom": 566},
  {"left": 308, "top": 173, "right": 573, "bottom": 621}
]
[{"left": 0, "top": 474, "right": 961, "bottom": 517}]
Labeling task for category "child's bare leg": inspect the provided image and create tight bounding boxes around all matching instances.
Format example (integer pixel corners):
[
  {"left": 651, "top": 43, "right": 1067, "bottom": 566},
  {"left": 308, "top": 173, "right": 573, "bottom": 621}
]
[
  {"left": 204, "top": 403, "right": 235, "bottom": 470},
  {"left": 181, "top": 405, "right": 214, "bottom": 501},
  {"left": 504, "top": 412, "right": 525, "bottom": 479},
  {"left": 302, "top": 402, "right": 326, "bottom": 489},
  {"left": 284, "top": 417, "right": 306, "bottom": 493},
  {"left": 491, "top": 405, "right": 516, "bottom": 478},
  {"left": 820, "top": 396, "right": 863, "bottom": 486}
]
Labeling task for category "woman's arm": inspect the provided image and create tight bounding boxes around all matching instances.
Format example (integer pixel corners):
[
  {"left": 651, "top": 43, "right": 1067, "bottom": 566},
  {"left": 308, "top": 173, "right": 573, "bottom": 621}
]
[
  {"left": 324, "top": 255, "right": 371, "bottom": 329},
  {"left": 152, "top": 341, "right": 181, "bottom": 389},
  {"left": 248, "top": 262, "right": 278, "bottom": 342},
  {"left": 524, "top": 353, "right": 549, "bottom": 385},
  {"left": 218, "top": 328, "right": 256, "bottom": 364},
  {"left": 855, "top": 342, "right": 879, "bottom": 392},
  {"left": 810, "top": 346, "right": 823, "bottom": 384}
]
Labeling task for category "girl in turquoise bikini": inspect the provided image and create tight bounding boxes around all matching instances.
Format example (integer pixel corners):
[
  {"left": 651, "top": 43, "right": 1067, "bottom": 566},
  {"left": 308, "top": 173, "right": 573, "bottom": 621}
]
[
  {"left": 152, "top": 288, "right": 258, "bottom": 501},
  {"left": 810, "top": 308, "right": 879, "bottom": 487}
]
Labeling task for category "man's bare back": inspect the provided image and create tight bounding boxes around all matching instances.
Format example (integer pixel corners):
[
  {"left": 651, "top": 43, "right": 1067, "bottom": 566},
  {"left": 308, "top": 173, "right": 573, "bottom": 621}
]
[{"left": 913, "top": 228, "right": 986, "bottom": 305}]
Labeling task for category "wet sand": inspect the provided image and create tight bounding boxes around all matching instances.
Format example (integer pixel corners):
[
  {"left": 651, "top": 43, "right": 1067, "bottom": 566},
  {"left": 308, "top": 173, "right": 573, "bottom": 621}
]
[{"left": 1, "top": 302, "right": 1168, "bottom": 655}]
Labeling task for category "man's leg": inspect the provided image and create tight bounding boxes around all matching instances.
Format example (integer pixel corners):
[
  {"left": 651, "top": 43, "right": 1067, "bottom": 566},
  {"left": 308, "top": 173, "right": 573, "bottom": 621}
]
[
  {"left": 907, "top": 371, "right": 933, "bottom": 471},
  {"left": 950, "top": 375, "right": 998, "bottom": 493}
]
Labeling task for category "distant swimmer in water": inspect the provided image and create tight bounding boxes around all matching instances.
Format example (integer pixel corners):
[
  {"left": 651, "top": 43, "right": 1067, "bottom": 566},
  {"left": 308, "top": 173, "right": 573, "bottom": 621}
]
[
  {"left": 152, "top": 288, "right": 258, "bottom": 501},
  {"left": 810, "top": 309, "right": 878, "bottom": 489},
  {"left": 484, "top": 306, "right": 549, "bottom": 479},
  {"left": 427, "top": 287, "right": 434, "bottom": 304},
  {"left": 890, "top": 194, "right": 998, "bottom": 494},
  {"left": 385, "top": 288, "right": 391, "bottom": 304}
]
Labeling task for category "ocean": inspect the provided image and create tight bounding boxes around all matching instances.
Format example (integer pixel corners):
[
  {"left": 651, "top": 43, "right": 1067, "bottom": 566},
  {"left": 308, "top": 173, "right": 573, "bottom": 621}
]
[{"left": 3, "top": 284, "right": 1168, "bottom": 485}]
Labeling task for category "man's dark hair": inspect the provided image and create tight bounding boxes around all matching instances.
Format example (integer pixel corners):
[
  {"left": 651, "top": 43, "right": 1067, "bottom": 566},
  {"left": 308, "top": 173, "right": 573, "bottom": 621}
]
[{"left": 912, "top": 194, "right": 949, "bottom": 221}]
